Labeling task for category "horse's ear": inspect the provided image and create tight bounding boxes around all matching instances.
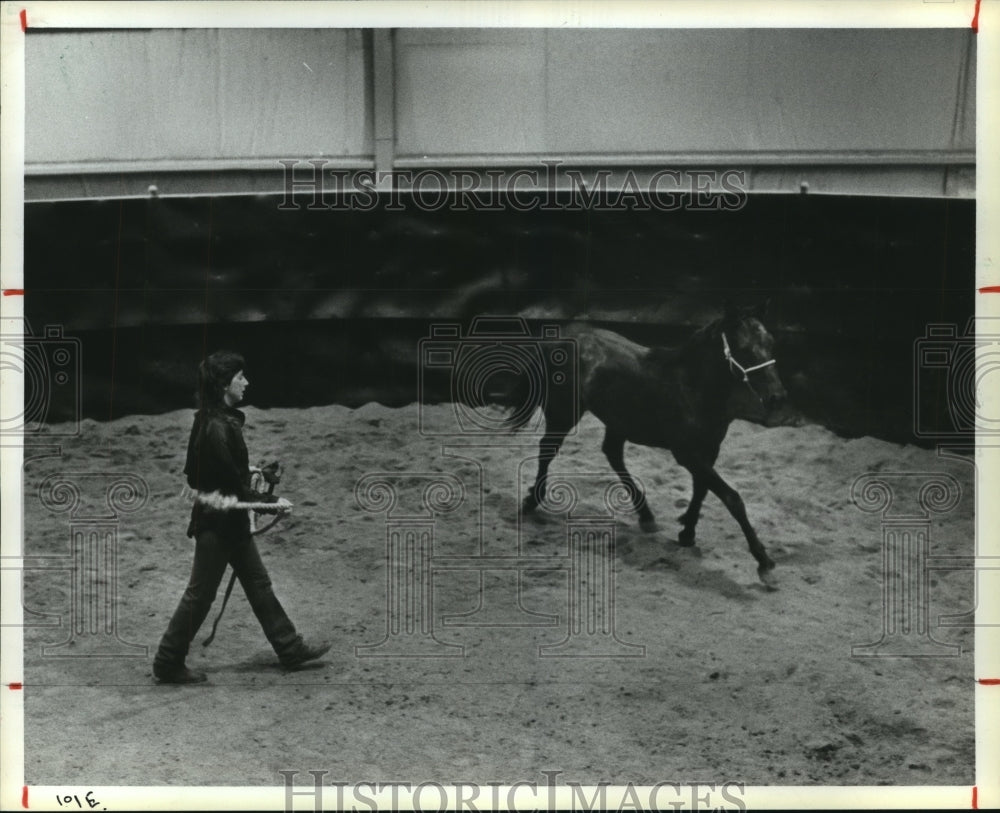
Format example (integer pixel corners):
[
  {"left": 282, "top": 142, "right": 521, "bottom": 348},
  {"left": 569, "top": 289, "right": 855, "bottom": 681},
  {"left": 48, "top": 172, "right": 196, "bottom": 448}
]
[{"left": 723, "top": 299, "right": 739, "bottom": 325}]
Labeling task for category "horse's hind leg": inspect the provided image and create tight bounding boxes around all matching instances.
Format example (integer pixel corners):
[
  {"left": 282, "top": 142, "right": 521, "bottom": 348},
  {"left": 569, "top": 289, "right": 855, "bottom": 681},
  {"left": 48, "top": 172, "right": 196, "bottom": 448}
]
[
  {"left": 522, "top": 429, "right": 569, "bottom": 514},
  {"left": 677, "top": 473, "right": 707, "bottom": 546},
  {"left": 601, "top": 429, "right": 656, "bottom": 531}
]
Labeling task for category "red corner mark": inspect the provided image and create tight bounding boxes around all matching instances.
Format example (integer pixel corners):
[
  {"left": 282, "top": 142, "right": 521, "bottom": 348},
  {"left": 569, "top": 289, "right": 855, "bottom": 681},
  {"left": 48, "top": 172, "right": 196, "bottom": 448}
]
[
  {"left": 978, "top": 286, "right": 1000, "bottom": 294},
  {"left": 22, "top": 785, "right": 28, "bottom": 809},
  {"left": 973, "top": 785, "right": 978, "bottom": 810},
  {"left": 972, "top": 0, "right": 981, "bottom": 33},
  {"left": 3, "top": 289, "right": 25, "bottom": 296},
  {"left": 20, "top": 8, "right": 27, "bottom": 32},
  {"left": 979, "top": 678, "right": 1000, "bottom": 685},
  {"left": 8, "top": 682, "right": 23, "bottom": 690}
]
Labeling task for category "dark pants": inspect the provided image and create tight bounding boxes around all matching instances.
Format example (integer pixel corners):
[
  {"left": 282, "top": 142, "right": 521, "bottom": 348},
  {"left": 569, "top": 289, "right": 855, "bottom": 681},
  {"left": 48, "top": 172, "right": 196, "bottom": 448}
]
[{"left": 155, "top": 521, "right": 302, "bottom": 671}]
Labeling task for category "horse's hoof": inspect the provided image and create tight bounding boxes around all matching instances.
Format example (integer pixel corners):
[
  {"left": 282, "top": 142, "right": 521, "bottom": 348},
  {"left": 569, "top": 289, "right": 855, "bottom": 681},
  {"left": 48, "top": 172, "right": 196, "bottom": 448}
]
[
  {"left": 521, "top": 497, "right": 538, "bottom": 515},
  {"left": 757, "top": 564, "right": 778, "bottom": 589},
  {"left": 677, "top": 527, "right": 696, "bottom": 547},
  {"left": 639, "top": 517, "right": 659, "bottom": 533}
]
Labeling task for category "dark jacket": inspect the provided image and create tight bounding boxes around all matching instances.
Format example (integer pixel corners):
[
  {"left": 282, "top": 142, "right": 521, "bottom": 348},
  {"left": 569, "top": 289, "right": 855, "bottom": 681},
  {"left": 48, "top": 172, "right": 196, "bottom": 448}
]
[{"left": 184, "top": 406, "right": 276, "bottom": 537}]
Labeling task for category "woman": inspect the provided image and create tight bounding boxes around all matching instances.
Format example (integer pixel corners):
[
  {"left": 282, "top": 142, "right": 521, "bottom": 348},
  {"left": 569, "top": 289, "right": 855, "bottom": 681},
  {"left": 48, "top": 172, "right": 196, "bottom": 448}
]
[{"left": 153, "top": 350, "right": 330, "bottom": 684}]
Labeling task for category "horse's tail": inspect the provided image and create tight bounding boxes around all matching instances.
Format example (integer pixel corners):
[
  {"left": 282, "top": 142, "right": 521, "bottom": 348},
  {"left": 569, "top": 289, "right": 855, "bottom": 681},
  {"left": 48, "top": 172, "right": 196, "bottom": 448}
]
[{"left": 495, "top": 371, "right": 545, "bottom": 432}]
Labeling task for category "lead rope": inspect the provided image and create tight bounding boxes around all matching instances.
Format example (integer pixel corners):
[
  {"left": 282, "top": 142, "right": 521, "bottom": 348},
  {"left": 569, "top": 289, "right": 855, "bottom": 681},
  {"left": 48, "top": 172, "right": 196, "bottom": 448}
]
[{"left": 201, "top": 468, "right": 289, "bottom": 647}]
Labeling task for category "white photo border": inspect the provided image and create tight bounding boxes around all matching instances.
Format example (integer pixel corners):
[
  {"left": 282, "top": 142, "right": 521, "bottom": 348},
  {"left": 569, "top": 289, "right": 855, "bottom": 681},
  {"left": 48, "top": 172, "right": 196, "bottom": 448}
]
[{"left": 1, "top": 1, "right": 996, "bottom": 810}]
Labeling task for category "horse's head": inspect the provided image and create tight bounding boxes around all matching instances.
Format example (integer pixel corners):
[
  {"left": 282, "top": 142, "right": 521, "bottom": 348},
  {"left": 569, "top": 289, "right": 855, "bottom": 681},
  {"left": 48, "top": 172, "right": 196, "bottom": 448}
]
[{"left": 721, "top": 302, "right": 787, "bottom": 415}]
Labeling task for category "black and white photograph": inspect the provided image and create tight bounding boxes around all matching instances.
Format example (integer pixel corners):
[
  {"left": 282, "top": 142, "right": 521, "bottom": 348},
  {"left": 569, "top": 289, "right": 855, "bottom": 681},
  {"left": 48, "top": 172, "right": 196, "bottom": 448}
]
[{"left": 1, "top": 1, "right": 998, "bottom": 810}]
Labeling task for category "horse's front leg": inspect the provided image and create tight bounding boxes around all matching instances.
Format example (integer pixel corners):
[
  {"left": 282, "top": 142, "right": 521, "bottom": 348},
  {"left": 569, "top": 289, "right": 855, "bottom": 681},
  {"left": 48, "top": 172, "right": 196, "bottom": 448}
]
[
  {"left": 677, "top": 442, "right": 718, "bottom": 546},
  {"left": 686, "top": 461, "right": 775, "bottom": 584}
]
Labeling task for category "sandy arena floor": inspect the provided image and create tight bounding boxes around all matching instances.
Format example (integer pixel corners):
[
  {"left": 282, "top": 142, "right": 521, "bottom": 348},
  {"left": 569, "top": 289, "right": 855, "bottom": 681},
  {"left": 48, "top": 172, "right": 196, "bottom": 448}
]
[{"left": 21, "top": 403, "right": 975, "bottom": 786}]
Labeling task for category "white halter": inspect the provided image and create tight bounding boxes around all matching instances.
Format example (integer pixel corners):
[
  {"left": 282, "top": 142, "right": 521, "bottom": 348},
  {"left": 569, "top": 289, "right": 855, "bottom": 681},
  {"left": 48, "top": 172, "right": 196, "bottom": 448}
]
[{"left": 721, "top": 332, "right": 776, "bottom": 384}]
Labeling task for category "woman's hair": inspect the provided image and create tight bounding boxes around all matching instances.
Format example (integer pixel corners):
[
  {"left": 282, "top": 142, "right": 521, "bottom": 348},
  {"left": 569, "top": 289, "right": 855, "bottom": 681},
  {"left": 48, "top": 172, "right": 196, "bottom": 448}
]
[{"left": 196, "top": 350, "right": 245, "bottom": 408}]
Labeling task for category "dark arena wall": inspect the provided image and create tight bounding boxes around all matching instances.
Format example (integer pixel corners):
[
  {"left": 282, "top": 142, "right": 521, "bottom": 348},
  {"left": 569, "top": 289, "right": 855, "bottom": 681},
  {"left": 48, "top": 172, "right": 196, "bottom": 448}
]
[{"left": 24, "top": 192, "right": 973, "bottom": 446}]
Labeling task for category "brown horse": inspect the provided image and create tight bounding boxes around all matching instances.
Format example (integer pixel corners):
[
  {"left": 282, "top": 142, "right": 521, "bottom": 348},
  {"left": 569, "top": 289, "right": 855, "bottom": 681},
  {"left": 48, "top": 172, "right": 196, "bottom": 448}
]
[{"left": 509, "top": 304, "right": 787, "bottom": 583}]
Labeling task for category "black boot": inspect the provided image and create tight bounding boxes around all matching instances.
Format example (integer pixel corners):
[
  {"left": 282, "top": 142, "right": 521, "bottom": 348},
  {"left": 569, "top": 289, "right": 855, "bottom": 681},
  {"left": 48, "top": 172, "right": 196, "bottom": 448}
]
[
  {"left": 280, "top": 640, "right": 332, "bottom": 670},
  {"left": 154, "top": 664, "right": 208, "bottom": 684}
]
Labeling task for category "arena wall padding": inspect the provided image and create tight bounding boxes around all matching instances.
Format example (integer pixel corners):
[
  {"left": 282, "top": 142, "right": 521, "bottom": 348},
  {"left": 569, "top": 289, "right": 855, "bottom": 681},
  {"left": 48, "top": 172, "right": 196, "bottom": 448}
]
[{"left": 23, "top": 193, "right": 973, "bottom": 445}]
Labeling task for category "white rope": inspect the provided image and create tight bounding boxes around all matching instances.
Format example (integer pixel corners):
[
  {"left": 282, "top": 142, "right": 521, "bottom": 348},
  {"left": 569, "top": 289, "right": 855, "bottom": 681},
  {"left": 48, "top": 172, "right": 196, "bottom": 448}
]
[
  {"left": 721, "top": 332, "right": 776, "bottom": 383},
  {"left": 180, "top": 482, "right": 292, "bottom": 512},
  {"left": 193, "top": 490, "right": 293, "bottom": 512}
]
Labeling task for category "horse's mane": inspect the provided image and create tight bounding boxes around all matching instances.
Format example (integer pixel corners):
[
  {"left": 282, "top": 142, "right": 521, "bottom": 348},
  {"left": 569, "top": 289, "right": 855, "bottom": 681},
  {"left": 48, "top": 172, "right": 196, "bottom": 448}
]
[
  {"left": 682, "top": 318, "right": 724, "bottom": 349},
  {"left": 645, "top": 317, "right": 723, "bottom": 367}
]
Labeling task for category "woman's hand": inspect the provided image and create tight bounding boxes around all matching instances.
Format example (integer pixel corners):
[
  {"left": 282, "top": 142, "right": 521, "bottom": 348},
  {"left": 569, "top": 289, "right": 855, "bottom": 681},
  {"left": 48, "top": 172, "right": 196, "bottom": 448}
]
[{"left": 260, "top": 461, "right": 283, "bottom": 486}]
